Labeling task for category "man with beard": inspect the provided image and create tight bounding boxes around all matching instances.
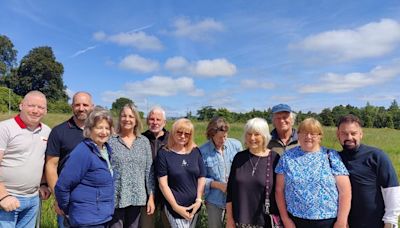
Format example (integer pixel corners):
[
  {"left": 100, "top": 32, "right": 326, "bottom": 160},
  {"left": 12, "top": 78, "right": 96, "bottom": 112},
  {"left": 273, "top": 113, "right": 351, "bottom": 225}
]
[
  {"left": 141, "top": 106, "right": 170, "bottom": 228},
  {"left": 45, "top": 92, "right": 94, "bottom": 228},
  {"left": 337, "top": 114, "right": 399, "bottom": 228}
]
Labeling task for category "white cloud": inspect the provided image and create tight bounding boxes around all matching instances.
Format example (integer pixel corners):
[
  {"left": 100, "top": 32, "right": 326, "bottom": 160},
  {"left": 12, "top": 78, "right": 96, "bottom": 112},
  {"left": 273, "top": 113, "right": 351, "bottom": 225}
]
[
  {"left": 165, "top": 56, "right": 189, "bottom": 72},
  {"left": 299, "top": 61, "right": 400, "bottom": 93},
  {"left": 293, "top": 19, "right": 400, "bottom": 61},
  {"left": 93, "top": 31, "right": 163, "bottom": 51},
  {"left": 171, "top": 17, "right": 224, "bottom": 41},
  {"left": 240, "top": 79, "right": 275, "bottom": 89},
  {"left": 119, "top": 54, "right": 159, "bottom": 73},
  {"left": 102, "top": 76, "right": 204, "bottom": 103},
  {"left": 191, "top": 58, "right": 236, "bottom": 77}
]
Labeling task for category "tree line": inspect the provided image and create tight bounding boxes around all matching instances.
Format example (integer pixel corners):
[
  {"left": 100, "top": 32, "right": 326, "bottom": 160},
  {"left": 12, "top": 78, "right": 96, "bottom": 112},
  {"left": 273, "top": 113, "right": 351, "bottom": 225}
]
[
  {"left": 195, "top": 101, "right": 400, "bottom": 129},
  {"left": 1, "top": 34, "right": 399, "bottom": 129}
]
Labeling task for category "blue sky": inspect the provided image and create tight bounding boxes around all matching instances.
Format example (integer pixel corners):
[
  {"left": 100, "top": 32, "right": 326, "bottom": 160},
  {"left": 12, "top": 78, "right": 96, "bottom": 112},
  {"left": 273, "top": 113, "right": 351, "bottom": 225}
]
[{"left": 1, "top": 0, "right": 400, "bottom": 117}]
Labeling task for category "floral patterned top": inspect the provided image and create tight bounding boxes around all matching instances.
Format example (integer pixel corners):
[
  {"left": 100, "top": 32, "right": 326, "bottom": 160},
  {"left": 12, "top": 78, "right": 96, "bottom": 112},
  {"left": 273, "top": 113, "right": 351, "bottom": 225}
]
[
  {"left": 108, "top": 134, "right": 154, "bottom": 208},
  {"left": 275, "top": 146, "right": 349, "bottom": 219}
]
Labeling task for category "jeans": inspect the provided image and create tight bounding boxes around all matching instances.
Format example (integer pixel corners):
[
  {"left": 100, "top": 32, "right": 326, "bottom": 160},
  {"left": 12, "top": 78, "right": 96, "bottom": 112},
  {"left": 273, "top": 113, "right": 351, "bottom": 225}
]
[
  {"left": 206, "top": 203, "right": 225, "bottom": 228},
  {"left": 57, "top": 214, "right": 71, "bottom": 228},
  {"left": 0, "top": 195, "right": 40, "bottom": 228}
]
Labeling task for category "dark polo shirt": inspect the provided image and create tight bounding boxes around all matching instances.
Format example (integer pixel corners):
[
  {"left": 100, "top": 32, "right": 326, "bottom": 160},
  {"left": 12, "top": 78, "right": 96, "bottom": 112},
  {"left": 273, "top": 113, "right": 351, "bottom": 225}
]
[{"left": 45, "top": 117, "right": 84, "bottom": 173}]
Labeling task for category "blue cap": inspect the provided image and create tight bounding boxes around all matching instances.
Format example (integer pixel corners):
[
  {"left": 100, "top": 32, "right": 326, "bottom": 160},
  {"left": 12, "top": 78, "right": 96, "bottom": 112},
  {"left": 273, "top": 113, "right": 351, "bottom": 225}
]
[{"left": 271, "top": 104, "right": 292, "bottom": 113}]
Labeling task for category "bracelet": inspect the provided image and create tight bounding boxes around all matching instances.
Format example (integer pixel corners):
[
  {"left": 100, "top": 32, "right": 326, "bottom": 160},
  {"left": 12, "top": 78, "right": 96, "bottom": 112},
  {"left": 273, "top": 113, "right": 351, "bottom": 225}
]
[
  {"left": 40, "top": 183, "right": 48, "bottom": 187},
  {"left": 0, "top": 195, "right": 11, "bottom": 202},
  {"left": 195, "top": 198, "right": 203, "bottom": 203}
]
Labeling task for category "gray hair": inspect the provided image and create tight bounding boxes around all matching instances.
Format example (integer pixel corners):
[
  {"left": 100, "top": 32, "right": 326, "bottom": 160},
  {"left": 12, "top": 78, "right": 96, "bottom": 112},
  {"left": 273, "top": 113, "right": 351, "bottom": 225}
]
[
  {"left": 83, "top": 107, "right": 114, "bottom": 138},
  {"left": 147, "top": 106, "right": 166, "bottom": 120},
  {"left": 243, "top": 117, "right": 271, "bottom": 148}
]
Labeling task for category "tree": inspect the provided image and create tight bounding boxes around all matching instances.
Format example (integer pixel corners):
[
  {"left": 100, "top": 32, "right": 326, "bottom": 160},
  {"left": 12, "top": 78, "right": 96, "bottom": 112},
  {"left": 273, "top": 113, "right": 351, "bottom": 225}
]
[
  {"left": 319, "top": 108, "right": 335, "bottom": 126},
  {"left": 0, "top": 86, "right": 21, "bottom": 112},
  {"left": 14, "top": 46, "right": 67, "bottom": 101},
  {"left": 111, "top": 97, "right": 134, "bottom": 113},
  {"left": 197, "top": 106, "right": 217, "bottom": 121},
  {"left": 0, "top": 35, "right": 17, "bottom": 77}
]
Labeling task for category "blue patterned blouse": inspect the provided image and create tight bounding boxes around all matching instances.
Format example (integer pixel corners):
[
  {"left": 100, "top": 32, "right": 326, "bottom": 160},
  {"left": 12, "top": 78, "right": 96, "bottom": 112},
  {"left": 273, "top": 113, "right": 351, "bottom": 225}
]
[{"left": 275, "top": 146, "right": 349, "bottom": 219}]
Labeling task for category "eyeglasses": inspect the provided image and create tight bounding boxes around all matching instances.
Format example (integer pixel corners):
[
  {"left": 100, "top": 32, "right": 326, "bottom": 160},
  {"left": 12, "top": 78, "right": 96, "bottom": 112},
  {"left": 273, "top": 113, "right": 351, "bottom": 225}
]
[
  {"left": 300, "top": 132, "right": 320, "bottom": 139},
  {"left": 176, "top": 131, "right": 191, "bottom": 137}
]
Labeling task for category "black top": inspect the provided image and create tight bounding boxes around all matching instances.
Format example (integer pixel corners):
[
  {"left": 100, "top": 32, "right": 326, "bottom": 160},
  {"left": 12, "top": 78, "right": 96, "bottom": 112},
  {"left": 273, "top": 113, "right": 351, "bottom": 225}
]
[
  {"left": 156, "top": 147, "right": 206, "bottom": 218},
  {"left": 142, "top": 129, "right": 169, "bottom": 159},
  {"left": 340, "top": 144, "right": 399, "bottom": 228},
  {"left": 45, "top": 117, "right": 84, "bottom": 173},
  {"left": 227, "top": 149, "right": 280, "bottom": 226}
]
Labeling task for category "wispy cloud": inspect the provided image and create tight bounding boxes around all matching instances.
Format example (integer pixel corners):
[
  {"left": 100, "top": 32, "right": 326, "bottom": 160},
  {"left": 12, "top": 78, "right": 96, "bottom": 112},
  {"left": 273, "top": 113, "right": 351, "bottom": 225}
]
[
  {"left": 119, "top": 54, "right": 159, "bottom": 73},
  {"left": 240, "top": 79, "right": 275, "bottom": 89},
  {"left": 93, "top": 26, "right": 163, "bottom": 51},
  {"left": 164, "top": 56, "right": 237, "bottom": 77},
  {"left": 70, "top": 45, "right": 97, "bottom": 58},
  {"left": 298, "top": 61, "right": 400, "bottom": 93},
  {"left": 292, "top": 18, "right": 400, "bottom": 61},
  {"left": 101, "top": 76, "right": 204, "bottom": 103},
  {"left": 170, "top": 17, "right": 224, "bottom": 42}
]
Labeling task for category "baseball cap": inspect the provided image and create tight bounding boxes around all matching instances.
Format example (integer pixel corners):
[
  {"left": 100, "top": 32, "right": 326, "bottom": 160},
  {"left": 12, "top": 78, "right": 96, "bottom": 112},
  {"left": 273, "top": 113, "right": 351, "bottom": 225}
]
[{"left": 271, "top": 104, "right": 292, "bottom": 113}]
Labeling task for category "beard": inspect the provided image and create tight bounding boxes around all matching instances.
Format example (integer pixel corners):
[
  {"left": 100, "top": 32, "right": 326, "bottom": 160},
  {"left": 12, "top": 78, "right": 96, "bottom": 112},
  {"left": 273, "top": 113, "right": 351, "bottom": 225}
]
[{"left": 342, "top": 140, "right": 359, "bottom": 152}]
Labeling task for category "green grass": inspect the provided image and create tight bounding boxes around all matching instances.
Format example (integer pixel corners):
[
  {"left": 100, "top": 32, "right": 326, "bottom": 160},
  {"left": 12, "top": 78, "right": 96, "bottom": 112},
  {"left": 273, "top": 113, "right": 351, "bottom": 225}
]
[{"left": 1, "top": 113, "right": 399, "bottom": 227}]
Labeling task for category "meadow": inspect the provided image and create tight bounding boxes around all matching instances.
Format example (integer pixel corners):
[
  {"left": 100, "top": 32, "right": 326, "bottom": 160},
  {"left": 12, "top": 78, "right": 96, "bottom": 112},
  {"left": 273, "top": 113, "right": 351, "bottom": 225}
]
[{"left": 0, "top": 113, "right": 399, "bottom": 227}]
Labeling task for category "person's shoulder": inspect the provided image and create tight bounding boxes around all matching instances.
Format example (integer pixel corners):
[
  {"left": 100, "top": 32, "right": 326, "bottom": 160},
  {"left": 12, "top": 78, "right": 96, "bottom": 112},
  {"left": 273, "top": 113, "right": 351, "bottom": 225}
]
[
  {"left": 0, "top": 118, "right": 17, "bottom": 127},
  {"left": 137, "top": 134, "right": 150, "bottom": 143},
  {"left": 199, "top": 140, "right": 212, "bottom": 152},
  {"left": 227, "top": 137, "right": 241, "bottom": 145}
]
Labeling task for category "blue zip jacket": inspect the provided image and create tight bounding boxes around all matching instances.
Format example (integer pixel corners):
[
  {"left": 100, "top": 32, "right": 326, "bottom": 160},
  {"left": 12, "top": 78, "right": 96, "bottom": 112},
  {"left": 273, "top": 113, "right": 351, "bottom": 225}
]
[{"left": 55, "top": 138, "right": 114, "bottom": 227}]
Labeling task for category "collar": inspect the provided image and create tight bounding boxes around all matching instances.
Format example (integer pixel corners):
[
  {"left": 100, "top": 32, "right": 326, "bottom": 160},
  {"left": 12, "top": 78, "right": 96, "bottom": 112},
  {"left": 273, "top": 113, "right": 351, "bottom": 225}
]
[
  {"left": 143, "top": 128, "right": 169, "bottom": 140},
  {"left": 209, "top": 139, "right": 226, "bottom": 152},
  {"left": 67, "top": 117, "right": 82, "bottom": 129},
  {"left": 83, "top": 138, "right": 112, "bottom": 157},
  {"left": 14, "top": 114, "right": 42, "bottom": 130}
]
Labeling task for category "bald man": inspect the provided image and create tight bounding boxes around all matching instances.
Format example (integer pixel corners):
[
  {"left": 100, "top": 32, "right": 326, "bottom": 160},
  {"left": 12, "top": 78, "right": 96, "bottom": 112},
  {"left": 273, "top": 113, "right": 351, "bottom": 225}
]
[{"left": 0, "top": 91, "right": 51, "bottom": 227}]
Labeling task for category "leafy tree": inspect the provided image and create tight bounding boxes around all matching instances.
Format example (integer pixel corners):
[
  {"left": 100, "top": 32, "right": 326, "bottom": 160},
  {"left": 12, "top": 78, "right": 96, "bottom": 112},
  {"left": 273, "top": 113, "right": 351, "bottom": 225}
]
[
  {"left": 0, "top": 86, "right": 21, "bottom": 112},
  {"left": 14, "top": 46, "right": 67, "bottom": 101},
  {"left": 111, "top": 97, "right": 134, "bottom": 113},
  {"left": 0, "top": 35, "right": 17, "bottom": 77},
  {"left": 215, "top": 108, "right": 233, "bottom": 122},
  {"left": 197, "top": 106, "right": 217, "bottom": 121},
  {"left": 319, "top": 108, "right": 335, "bottom": 126}
]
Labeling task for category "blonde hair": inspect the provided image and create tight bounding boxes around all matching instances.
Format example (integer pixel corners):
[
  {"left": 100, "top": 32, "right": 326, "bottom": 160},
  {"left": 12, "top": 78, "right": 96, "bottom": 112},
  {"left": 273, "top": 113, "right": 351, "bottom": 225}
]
[
  {"left": 167, "top": 118, "right": 195, "bottom": 151},
  {"left": 115, "top": 103, "right": 143, "bottom": 136},
  {"left": 298, "top": 117, "right": 324, "bottom": 137}
]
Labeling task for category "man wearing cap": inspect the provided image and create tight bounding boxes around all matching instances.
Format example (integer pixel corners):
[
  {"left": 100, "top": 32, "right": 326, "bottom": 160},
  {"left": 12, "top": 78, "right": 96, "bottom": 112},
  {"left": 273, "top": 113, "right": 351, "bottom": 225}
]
[
  {"left": 267, "top": 104, "right": 299, "bottom": 155},
  {"left": 45, "top": 91, "right": 94, "bottom": 228},
  {"left": 0, "top": 91, "right": 51, "bottom": 227}
]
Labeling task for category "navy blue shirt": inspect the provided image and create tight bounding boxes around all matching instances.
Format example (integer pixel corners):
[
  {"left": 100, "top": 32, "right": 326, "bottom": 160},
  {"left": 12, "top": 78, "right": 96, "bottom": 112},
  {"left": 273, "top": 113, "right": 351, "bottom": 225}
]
[
  {"left": 340, "top": 144, "right": 399, "bottom": 228},
  {"left": 46, "top": 117, "right": 84, "bottom": 173},
  {"left": 156, "top": 147, "right": 206, "bottom": 218}
]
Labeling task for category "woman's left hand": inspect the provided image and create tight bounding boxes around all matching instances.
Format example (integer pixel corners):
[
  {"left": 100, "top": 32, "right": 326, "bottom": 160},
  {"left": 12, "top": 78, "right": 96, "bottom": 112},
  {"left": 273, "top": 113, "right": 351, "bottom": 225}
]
[
  {"left": 146, "top": 196, "right": 155, "bottom": 215},
  {"left": 333, "top": 221, "right": 348, "bottom": 228},
  {"left": 188, "top": 200, "right": 202, "bottom": 218}
]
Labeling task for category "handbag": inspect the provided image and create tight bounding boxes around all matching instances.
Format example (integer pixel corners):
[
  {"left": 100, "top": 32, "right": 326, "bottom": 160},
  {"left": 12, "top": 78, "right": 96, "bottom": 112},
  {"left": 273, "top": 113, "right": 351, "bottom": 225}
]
[{"left": 264, "top": 151, "right": 283, "bottom": 228}]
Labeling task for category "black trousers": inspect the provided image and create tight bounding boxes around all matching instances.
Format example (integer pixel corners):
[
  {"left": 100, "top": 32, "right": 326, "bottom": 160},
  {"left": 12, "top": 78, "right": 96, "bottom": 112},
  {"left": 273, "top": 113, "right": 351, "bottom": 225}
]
[{"left": 289, "top": 213, "right": 336, "bottom": 228}]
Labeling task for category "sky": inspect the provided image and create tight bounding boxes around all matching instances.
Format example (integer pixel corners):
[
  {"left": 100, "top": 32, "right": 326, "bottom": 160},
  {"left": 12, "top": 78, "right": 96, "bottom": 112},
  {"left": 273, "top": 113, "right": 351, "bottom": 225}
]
[{"left": 1, "top": 0, "right": 400, "bottom": 117}]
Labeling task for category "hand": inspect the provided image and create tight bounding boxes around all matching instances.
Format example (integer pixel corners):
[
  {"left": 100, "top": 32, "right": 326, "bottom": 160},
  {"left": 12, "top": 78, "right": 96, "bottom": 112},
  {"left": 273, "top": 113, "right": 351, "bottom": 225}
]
[
  {"left": 53, "top": 200, "right": 65, "bottom": 216},
  {"left": 281, "top": 217, "right": 296, "bottom": 228},
  {"left": 0, "top": 195, "right": 20, "bottom": 212},
  {"left": 333, "top": 220, "right": 348, "bottom": 228},
  {"left": 226, "top": 216, "right": 235, "bottom": 228},
  {"left": 39, "top": 185, "right": 51, "bottom": 200},
  {"left": 217, "top": 182, "right": 227, "bottom": 193},
  {"left": 384, "top": 223, "right": 395, "bottom": 228},
  {"left": 172, "top": 204, "right": 192, "bottom": 220},
  {"left": 146, "top": 197, "right": 155, "bottom": 215},
  {"left": 188, "top": 200, "right": 202, "bottom": 218}
]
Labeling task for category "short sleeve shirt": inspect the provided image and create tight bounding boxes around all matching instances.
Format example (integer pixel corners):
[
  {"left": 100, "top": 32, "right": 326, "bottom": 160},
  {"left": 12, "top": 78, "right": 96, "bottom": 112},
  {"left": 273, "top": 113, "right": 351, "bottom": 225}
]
[
  {"left": 275, "top": 146, "right": 349, "bottom": 219},
  {"left": 0, "top": 115, "right": 51, "bottom": 196}
]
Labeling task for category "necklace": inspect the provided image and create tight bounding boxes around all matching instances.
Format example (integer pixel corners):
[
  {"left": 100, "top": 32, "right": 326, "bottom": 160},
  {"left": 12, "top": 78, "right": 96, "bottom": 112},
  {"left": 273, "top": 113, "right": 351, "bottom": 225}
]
[{"left": 249, "top": 153, "right": 262, "bottom": 176}]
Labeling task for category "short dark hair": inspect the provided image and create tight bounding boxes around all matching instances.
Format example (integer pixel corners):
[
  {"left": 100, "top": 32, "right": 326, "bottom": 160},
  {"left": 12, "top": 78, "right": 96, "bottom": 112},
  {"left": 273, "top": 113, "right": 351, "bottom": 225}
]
[{"left": 337, "top": 114, "right": 363, "bottom": 128}]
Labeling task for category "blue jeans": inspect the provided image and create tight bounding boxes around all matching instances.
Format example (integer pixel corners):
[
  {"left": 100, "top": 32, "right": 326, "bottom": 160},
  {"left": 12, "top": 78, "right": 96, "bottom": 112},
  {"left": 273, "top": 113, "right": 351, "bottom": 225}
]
[{"left": 0, "top": 195, "right": 40, "bottom": 228}]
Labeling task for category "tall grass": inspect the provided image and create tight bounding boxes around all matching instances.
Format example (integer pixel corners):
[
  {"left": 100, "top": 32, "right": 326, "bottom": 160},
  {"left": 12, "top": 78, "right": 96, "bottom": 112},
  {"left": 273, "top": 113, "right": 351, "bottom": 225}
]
[{"left": 1, "top": 113, "right": 399, "bottom": 227}]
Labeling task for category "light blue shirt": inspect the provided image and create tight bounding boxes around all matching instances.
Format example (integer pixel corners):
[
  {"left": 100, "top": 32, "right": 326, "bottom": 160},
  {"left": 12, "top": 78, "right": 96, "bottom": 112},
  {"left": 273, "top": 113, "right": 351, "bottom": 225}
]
[
  {"left": 275, "top": 146, "right": 349, "bottom": 219},
  {"left": 199, "top": 138, "right": 242, "bottom": 209}
]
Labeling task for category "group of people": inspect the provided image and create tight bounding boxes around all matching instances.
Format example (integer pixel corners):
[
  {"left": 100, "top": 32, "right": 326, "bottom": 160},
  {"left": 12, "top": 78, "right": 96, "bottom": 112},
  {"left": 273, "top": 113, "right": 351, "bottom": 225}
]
[{"left": 0, "top": 91, "right": 399, "bottom": 228}]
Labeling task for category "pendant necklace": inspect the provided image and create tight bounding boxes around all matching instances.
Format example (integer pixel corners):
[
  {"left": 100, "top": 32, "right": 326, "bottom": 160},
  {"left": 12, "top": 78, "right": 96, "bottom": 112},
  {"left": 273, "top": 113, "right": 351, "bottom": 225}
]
[{"left": 249, "top": 153, "right": 262, "bottom": 176}]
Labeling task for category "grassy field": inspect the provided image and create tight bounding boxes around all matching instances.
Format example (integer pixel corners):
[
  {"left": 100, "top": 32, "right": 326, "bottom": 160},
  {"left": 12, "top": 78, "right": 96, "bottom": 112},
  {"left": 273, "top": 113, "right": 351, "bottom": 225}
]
[{"left": 1, "top": 113, "right": 399, "bottom": 227}]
